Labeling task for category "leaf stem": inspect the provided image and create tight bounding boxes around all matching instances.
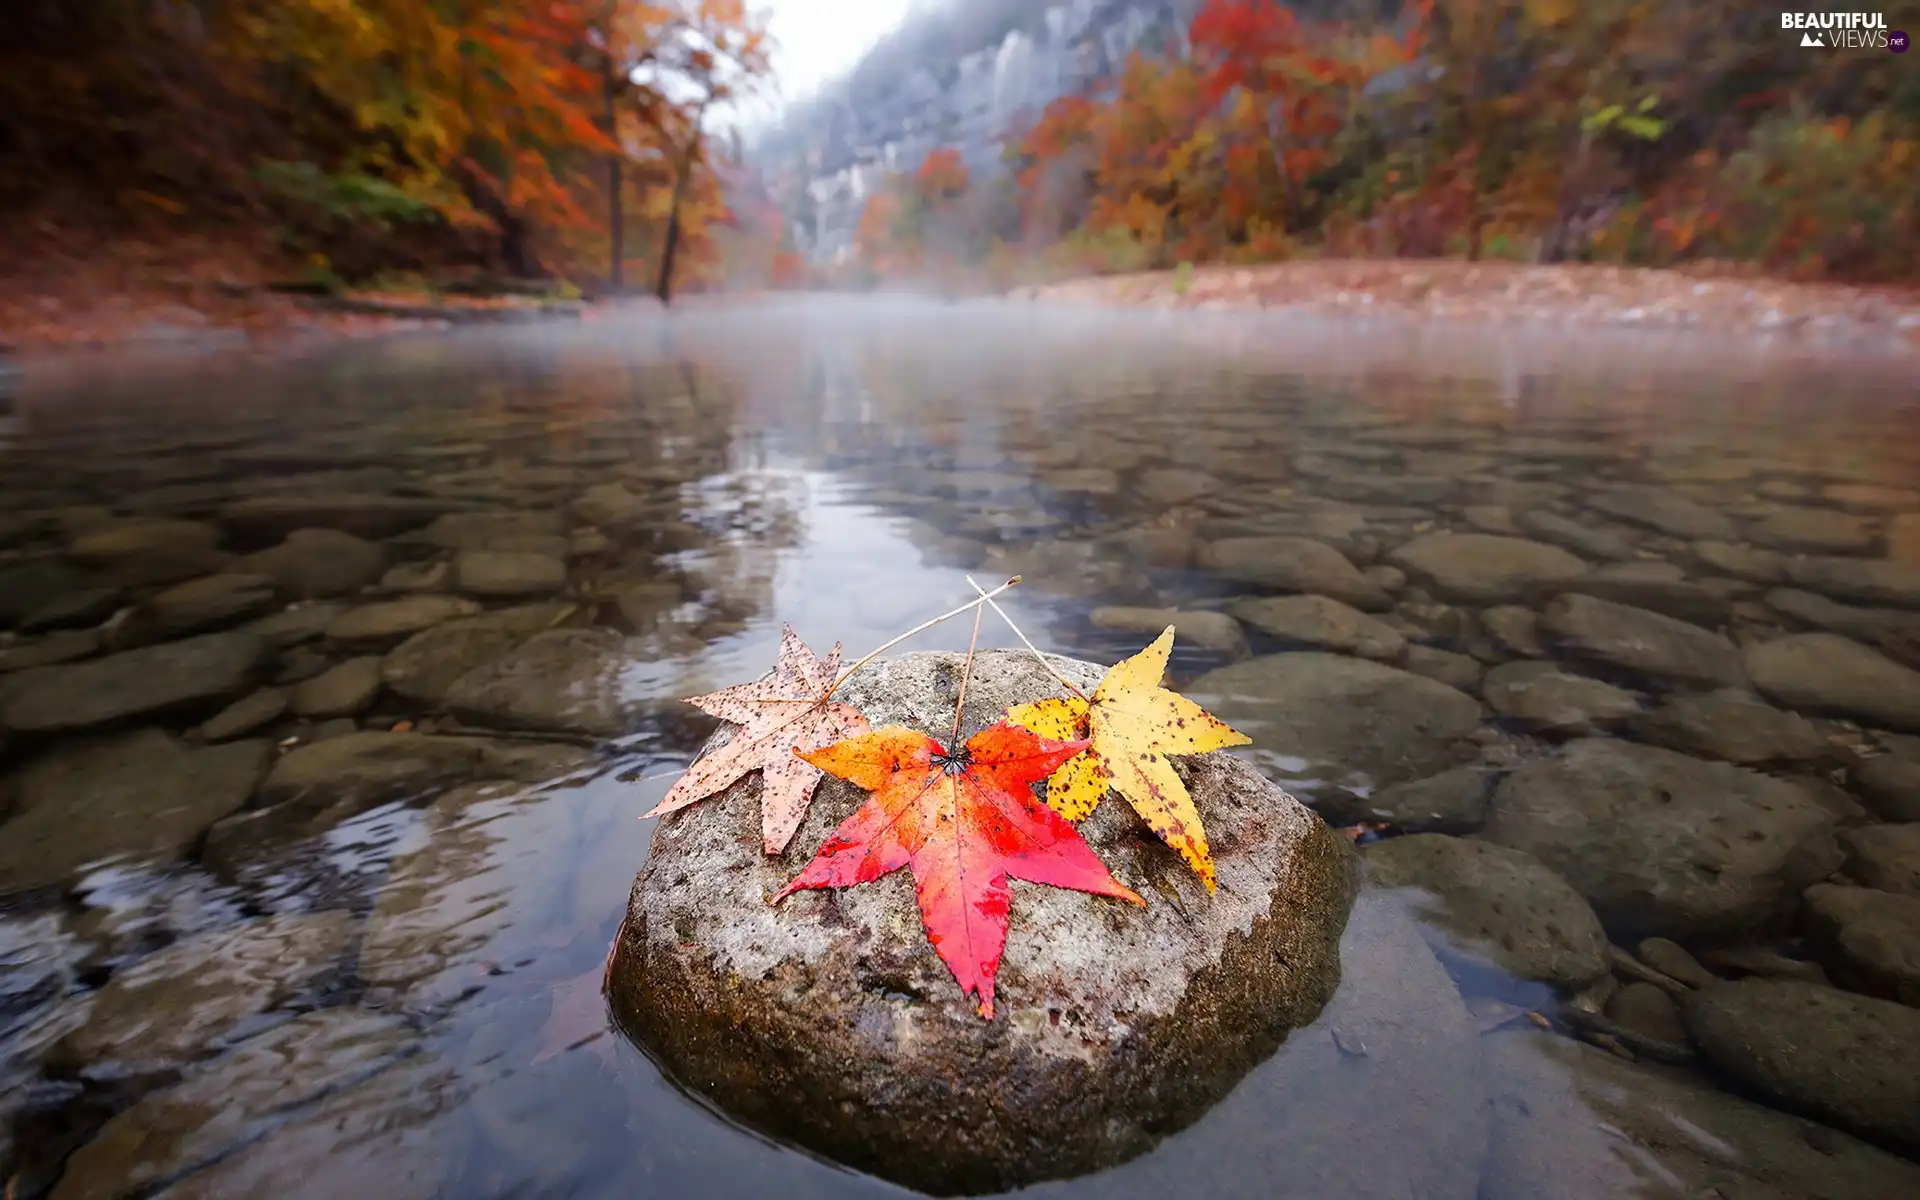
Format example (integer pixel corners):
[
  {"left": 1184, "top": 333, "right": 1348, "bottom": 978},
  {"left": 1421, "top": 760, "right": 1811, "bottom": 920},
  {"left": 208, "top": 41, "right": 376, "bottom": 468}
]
[
  {"left": 827, "top": 575, "right": 1022, "bottom": 697},
  {"left": 949, "top": 593, "right": 985, "bottom": 747},
  {"left": 965, "top": 575, "right": 1089, "bottom": 700}
]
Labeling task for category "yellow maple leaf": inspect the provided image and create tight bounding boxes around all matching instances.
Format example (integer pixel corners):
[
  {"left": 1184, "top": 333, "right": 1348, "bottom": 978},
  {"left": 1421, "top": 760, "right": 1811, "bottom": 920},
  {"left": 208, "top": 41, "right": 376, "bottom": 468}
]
[{"left": 1007, "top": 626, "right": 1250, "bottom": 892}]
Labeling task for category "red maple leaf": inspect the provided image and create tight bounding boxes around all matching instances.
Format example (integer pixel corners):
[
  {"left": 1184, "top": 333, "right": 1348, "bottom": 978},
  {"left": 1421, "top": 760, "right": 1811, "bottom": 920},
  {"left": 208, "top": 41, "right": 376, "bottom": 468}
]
[{"left": 775, "top": 723, "right": 1145, "bottom": 1018}]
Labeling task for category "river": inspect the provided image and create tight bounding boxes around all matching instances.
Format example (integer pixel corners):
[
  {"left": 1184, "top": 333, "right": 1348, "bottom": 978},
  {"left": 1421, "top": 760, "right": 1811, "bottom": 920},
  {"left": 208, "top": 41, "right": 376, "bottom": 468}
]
[{"left": 3, "top": 298, "right": 1919, "bottom": 1198}]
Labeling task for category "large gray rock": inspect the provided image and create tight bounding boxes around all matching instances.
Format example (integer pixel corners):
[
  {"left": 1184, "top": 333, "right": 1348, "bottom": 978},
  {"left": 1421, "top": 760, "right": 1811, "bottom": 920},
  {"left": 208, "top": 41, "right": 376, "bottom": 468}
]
[
  {"left": 1684, "top": 979, "right": 1920, "bottom": 1155},
  {"left": 1188, "top": 653, "right": 1481, "bottom": 799},
  {"left": 609, "top": 650, "right": 1360, "bottom": 1195},
  {"left": 1485, "top": 739, "right": 1840, "bottom": 939},
  {"left": 49, "top": 912, "right": 355, "bottom": 1078},
  {"left": 0, "top": 631, "right": 265, "bottom": 733},
  {"left": 1539, "top": 593, "right": 1744, "bottom": 687},
  {"left": 0, "top": 731, "right": 267, "bottom": 893},
  {"left": 1802, "top": 883, "right": 1920, "bottom": 1006},
  {"left": 1387, "top": 533, "right": 1586, "bottom": 604},
  {"left": 1481, "top": 1029, "right": 1920, "bottom": 1200},
  {"left": 241, "top": 529, "right": 386, "bottom": 598},
  {"left": 1364, "top": 834, "right": 1609, "bottom": 995},
  {"left": 51, "top": 1009, "right": 413, "bottom": 1200},
  {"left": 1744, "top": 633, "right": 1920, "bottom": 732},
  {"left": 1196, "top": 536, "right": 1390, "bottom": 611},
  {"left": 443, "top": 628, "right": 650, "bottom": 737}
]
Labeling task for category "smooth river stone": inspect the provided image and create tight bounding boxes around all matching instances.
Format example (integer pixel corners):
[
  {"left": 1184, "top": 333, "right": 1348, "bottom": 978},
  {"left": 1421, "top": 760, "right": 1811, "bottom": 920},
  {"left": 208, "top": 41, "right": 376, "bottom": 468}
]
[
  {"left": 1683, "top": 979, "right": 1920, "bottom": 1155},
  {"left": 1188, "top": 653, "right": 1482, "bottom": 798},
  {"left": 0, "top": 731, "right": 269, "bottom": 893},
  {"left": 1364, "top": 834, "right": 1609, "bottom": 996},
  {"left": 49, "top": 912, "right": 356, "bottom": 1078},
  {"left": 1538, "top": 593, "right": 1744, "bottom": 687},
  {"left": 1484, "top": 739, "right": 1840, "bottom": 939},
  {"left": 1386, "top": 533, "right": 1587, "bottom": 604},
  {"left": 0, "top": 631, "right": 265, "bottom": 733},
  {"left": 1744, "top": 633, "right": 1920, "bottom": 732},
  {"left": 1481, "top": 1028, "right": 1920, "bottom": 1200},
  {"left": 609, "top": 650, "right": 1359, "bottom": 1195}
]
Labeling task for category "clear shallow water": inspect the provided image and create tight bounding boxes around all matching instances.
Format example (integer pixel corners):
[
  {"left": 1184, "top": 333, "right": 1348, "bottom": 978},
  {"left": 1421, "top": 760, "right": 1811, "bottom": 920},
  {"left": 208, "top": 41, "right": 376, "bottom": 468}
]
[{"left": 2, "top": 300, "right": 1919, "bottom": 1198}]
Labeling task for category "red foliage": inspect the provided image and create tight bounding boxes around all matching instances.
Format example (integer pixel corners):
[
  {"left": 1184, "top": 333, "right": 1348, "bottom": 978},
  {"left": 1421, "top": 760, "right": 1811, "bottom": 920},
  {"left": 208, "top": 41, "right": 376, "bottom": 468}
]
[{"left": 777, "top": 723, "right": 1144, "bottom": 1019}]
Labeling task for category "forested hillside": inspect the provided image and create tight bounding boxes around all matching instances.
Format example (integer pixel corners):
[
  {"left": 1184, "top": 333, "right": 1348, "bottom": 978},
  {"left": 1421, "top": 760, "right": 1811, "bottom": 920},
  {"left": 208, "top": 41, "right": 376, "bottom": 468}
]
[
  {"left": 819, "top": 0, "right": 1920, "bottom": 287},
  {"left": 0, "top": 0, "right": 772, "bottom": 297}
]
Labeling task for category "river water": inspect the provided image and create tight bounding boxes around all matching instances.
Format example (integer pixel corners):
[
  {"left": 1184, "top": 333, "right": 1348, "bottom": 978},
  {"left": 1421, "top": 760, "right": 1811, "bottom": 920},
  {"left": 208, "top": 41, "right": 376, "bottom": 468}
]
[{"left": 3, "top": 299, "right": 1919, "bottom": 1198}]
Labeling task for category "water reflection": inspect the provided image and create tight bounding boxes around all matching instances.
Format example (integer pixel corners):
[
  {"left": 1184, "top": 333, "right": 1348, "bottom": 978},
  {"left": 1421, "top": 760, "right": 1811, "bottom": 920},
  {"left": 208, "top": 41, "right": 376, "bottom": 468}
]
[{"left": 1, "top": 300, "right": 1918, "bottom": 1197}]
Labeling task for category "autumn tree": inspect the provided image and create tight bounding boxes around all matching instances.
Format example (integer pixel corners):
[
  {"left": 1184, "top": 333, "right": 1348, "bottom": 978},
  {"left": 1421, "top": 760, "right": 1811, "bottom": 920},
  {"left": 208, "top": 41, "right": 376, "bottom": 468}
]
[{"left": 629, "top": 0, "right": 771, "bottom": 303}]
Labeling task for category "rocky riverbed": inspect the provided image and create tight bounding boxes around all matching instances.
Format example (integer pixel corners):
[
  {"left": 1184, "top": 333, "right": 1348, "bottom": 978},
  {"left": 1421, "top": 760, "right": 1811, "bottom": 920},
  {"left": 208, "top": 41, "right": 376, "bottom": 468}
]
[{"left": 2, "top": 304, "right": 1920, "bottom": 1196}]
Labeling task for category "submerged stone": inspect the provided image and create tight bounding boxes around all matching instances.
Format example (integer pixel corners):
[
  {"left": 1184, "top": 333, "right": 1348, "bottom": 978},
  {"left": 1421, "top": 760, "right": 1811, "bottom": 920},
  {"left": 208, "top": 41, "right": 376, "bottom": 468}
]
[{"left": 608, "top": 650, "right": 1359, "bottom": 1195}]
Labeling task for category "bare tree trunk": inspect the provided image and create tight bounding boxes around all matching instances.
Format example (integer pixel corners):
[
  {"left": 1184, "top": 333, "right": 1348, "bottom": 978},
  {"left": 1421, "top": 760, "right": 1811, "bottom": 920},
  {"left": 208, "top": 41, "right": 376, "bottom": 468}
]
[
  {"left": 606, "top": 70, "right": 624, "bottom": 291},
  {"left": 609, "top": 155, "right": 624, "bottom": 290},
  {"left": 654, "top": 127, "right": 702, "bottom": 305}
]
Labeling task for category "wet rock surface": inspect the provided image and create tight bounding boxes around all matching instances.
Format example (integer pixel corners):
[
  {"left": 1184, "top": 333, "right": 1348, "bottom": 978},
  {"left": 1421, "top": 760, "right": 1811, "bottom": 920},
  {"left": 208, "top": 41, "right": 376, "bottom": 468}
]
[
  {"left": 609, "top": 650, "right": 1360, "bottom": 1194},
  {"left": 0, "top": 732, "right": 269, "bottom": 892},
  {"left": 1482, "top": 661, "right": 1639, "bottom": 733},
  {"left": 1196, "top": 536, "right": 1390, "bottom": 610},
  {"left": 1225, "top": 594, "right": 1404, "bottom": 659},
  {"left": 1745, "top": 632, "right": 1920, "bottom": 732},
  {"left": 1683, "top": 979, "right": 1920, "bottom": 1155},
  {"left": 1539, "top": 592, "right": 1745, "bottom": 686},
  {"left": 1802, "top": 883, "right": 1920, "bottom": 1005},
  {"left": 1387, "top": 533, "right": 1587, "bottom": 604},
  {"left": 1364, "top": 834, "right": 1609, "bottom": 996},
  {"left": 442, "top": 627, "right": 650, "bottom": 736},
  {"left": 1189, "top": 653, "right": 1481, "bottom": 798},
  {"left": 50, "top": 1008, "right": 414, "bottom": 1200},
  {"left": 1632, "top": 687, "right": 1827, "bottom": 763},
  {"left": 1485, "top": 739, "right": 1841, "bottom": 938},
  {"left": 0, "top": 631, "right": 265, "bottom": 733},
  {"left": 49, "top": 912, "right": 355, "bottom": 1078},
  {"left": 1482, "top": 1028, "right": 1920, "bottom": 1200}
]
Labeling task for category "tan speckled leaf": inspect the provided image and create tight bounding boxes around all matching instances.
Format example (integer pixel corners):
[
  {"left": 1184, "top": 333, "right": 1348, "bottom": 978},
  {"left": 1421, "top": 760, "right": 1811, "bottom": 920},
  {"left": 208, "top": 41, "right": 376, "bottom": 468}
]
[
  {"left": 644, "top": 625, "right": 870, "bottom": 854},
  {"left": 1007, "top": 626, "right": 1250, "bottom": 891}
]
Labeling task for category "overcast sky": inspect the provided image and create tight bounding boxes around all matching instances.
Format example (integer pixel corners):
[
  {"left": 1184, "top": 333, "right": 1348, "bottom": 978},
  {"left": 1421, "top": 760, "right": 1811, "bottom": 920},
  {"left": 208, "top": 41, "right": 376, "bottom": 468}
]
[{"left": 732, "top": 0, "right": 915, "bottom": 127}]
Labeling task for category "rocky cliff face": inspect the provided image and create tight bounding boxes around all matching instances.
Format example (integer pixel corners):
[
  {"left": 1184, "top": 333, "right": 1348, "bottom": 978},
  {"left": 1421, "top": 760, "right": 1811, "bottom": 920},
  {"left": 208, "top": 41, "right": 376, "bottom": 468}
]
[{"left": 758, "top": 0, "right": 1203, "bottom": 263}]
